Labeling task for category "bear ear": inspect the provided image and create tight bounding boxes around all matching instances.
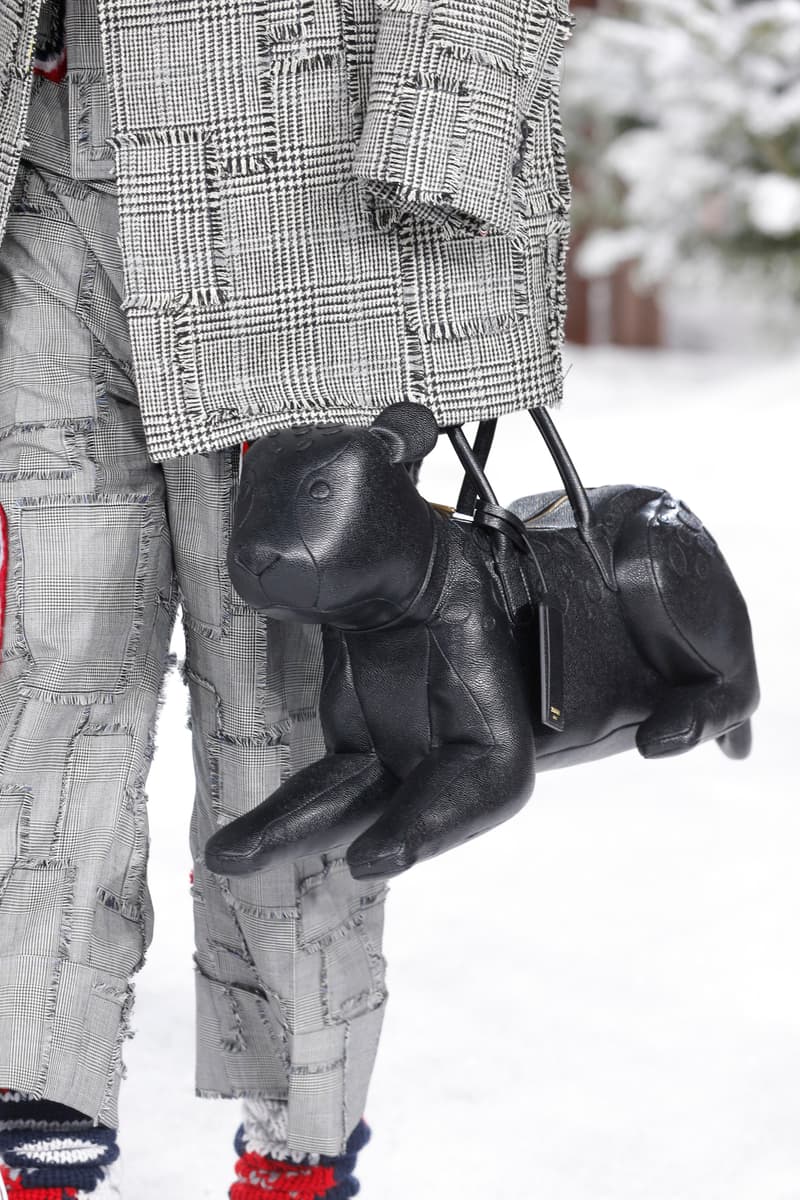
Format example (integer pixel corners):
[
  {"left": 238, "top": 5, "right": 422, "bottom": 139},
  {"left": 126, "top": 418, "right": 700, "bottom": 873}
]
[{"left": 367, "top": 402, "right": 440, "bottom": 465}]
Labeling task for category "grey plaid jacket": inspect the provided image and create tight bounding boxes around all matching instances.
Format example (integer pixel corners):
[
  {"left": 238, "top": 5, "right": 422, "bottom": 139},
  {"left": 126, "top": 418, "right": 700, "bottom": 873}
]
[{"left": 0, "top": 0, "right": 573, "bottom": 463}]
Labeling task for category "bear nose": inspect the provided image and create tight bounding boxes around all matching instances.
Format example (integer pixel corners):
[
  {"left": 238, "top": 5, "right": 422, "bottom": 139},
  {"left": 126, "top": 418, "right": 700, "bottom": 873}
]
[{"left": 230, "top": 538, "right": 281, "bottom": 578}]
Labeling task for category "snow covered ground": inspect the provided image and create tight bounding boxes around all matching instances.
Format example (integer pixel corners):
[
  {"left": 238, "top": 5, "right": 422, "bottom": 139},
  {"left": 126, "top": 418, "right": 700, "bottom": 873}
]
[{"left": 120, "top": 343, "right": 800, "bottom": 1200}]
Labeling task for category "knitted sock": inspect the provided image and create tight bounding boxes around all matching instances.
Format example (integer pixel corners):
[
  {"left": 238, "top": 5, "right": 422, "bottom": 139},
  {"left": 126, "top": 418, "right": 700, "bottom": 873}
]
[
  {"left": 0, "top": 1089, "right": 120, "bottom": 1198},
  {"left": 230, "top": 1098, "right": 370, "bottom": 1199}
]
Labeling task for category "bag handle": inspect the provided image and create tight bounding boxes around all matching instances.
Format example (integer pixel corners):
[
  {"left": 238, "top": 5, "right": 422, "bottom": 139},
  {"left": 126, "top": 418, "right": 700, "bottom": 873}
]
[
  {"left": 444, "top": 407, "right": 617, "bottom": 591},
  {"left": 450, "top": 409, "right": 593, "bottom": 530}
]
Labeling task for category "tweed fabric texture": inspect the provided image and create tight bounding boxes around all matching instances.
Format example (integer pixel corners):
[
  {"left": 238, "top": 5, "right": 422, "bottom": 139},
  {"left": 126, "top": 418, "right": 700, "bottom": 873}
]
[
  {"left": 0, "top": 152, "right": 388, "bottom": 1155},
  {"left": 0, "top": 0, "right": 40, "bottom": 237},
  {"left": 352, "top": 0, "right": 573, "bottom": 240},
  {"left": 1, "top": 0, "right": 573, "bottom": 464}
]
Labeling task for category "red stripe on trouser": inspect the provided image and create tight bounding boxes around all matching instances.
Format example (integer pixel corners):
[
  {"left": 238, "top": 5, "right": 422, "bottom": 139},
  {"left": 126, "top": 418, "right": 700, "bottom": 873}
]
[
  {"left": 229, "top": 1152, "right": 336, "bottom": 1199},
  {"left": 238, "top": 441, "right": 251, "bottom": 483}
]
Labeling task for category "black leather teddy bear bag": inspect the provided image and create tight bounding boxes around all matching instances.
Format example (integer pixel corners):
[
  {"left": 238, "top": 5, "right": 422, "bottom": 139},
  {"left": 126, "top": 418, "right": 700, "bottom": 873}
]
[{"left": 204, "top": 401, "right": 759, "bottom": 882}]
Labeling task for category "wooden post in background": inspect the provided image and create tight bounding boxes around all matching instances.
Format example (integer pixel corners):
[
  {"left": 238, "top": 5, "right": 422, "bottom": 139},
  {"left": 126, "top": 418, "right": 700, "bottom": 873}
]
[
  {"left": 565, "top": 231, "right": 591, "bottom": 345},
  {"left": 610, "top": 261, "right": 661, "bottom": 347},
  {"left": 564, "top": 0, "right": 663, "bottom": 346}
]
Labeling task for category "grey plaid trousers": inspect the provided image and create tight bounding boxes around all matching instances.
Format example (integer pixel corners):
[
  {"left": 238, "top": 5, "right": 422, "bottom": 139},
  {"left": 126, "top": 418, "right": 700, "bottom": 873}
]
[{"left": 0, "top": 54, "right": 388, "bottom": 1157}]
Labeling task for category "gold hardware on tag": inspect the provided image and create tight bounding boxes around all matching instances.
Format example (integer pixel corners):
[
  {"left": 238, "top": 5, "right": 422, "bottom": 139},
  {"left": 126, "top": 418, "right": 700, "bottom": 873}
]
[
  {"left": 430, "top": 502, "right": 456, "bottom": 517},
  {"left": 539, "top": 603, "right": 565, "bottom": 731}
]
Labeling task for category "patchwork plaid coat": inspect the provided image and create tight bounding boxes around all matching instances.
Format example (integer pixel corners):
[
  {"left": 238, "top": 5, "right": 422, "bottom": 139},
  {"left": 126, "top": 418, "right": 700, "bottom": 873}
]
[{"left": 0, "top": 0, "right": 573, "bottom": 463}]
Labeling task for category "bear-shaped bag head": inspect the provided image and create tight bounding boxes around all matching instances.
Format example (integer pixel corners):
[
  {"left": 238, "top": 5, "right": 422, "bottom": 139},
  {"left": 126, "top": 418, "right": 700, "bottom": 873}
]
[{"left": 227, "top": 402, "right": 441, "bottom": 627}]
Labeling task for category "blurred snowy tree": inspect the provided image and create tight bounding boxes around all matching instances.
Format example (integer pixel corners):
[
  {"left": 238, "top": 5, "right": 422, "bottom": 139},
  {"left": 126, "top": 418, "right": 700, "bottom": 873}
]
[{"left": 561, "top": 0, "right": 800, "bottom": 295}]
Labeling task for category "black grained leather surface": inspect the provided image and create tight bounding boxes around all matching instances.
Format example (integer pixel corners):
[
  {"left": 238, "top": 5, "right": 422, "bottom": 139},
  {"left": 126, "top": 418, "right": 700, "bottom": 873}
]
[
  {"left": 508, "top": 484, "right": 758, "bottom": 766},
  {"left": 204, "top": 403, "right": 760, "bottom": 883}
]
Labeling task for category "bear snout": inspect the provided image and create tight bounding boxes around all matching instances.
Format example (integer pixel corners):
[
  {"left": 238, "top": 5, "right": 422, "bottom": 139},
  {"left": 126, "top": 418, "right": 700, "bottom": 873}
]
[{"left": 230, "top": 538, "right": 281, "bottom": 577}]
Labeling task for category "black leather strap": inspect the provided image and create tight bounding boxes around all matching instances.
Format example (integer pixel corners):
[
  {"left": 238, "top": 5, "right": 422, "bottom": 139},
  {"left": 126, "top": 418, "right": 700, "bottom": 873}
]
[
  {"left": 445, "top": 407, "right": 618, "bottom": 591},
  {"left": 448, "top": 408, "right": 595, "bottom": 532},
  {"left": 447, "top": 425, "right": 499, "bottom": 509},
  {"left": 454, "top": 419, "right": 497, "bottom": 516},
  {"left": 529, "top": 409, "right": 594, "bottom": 533}
]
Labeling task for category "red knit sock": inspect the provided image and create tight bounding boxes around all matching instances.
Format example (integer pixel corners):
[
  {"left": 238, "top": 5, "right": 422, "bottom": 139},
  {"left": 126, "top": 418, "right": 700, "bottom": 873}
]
[{"left": 228, "top": 1111, "right": 369, "bottom": 1200}]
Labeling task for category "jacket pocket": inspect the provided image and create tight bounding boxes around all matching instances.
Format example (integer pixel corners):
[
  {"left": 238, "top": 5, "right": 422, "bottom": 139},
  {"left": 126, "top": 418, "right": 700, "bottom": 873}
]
[
  {"left": 67, "top": 70, "right": 117, "bottom": 183},
  {"left": 352, "top": 0, "right": 573, "bottom": 239}
]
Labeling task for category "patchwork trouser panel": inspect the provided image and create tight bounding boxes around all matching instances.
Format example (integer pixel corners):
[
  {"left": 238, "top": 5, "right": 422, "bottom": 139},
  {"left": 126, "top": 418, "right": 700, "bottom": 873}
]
[{"left": 0, "top": 73, "right": 389, "bottom": 1156}]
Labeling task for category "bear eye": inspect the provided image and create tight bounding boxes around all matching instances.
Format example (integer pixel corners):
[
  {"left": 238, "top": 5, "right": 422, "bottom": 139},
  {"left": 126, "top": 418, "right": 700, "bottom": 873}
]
[{"left": 309, "top": 479, "right": 331, "bottom": 500}]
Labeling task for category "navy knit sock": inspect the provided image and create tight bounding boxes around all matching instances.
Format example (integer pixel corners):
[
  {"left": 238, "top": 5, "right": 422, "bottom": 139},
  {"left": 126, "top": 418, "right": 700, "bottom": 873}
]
[{"left": 0, "top": 1089, "right": 120, "bottom": 1195}]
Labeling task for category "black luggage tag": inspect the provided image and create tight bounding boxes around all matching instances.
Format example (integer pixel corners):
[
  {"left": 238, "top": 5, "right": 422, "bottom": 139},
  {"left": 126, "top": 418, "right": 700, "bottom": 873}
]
[{"left": 538, "top": 603, "right": 565, "bottom": 731}]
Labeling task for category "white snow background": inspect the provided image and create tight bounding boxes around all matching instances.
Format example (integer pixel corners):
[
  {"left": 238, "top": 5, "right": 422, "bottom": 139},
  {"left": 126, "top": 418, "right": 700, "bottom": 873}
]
[{"left": 120, "top": 341, "right": 800, "bottom": 1200}]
